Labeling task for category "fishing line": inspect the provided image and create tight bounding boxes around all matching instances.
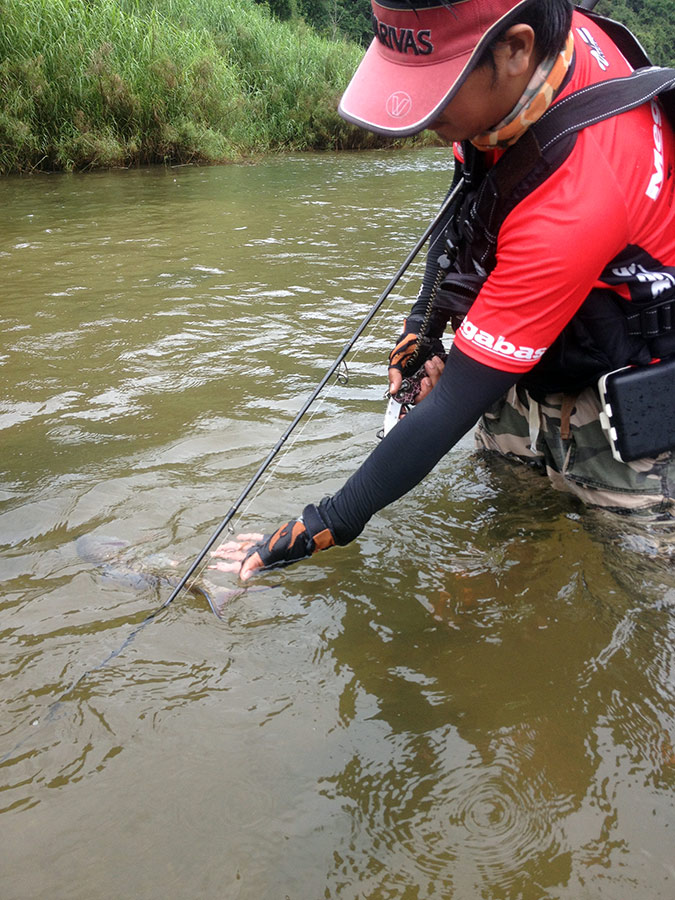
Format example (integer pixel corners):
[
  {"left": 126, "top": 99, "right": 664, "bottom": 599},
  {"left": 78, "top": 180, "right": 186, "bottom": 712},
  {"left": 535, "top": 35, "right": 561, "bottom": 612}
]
[
  {"left": 0, "top": 604, "right": 166, "bottom": 765},
  {"left": 211, "top": 184, "right": 463, "bottom": 536},
  {"left": 177, "top": 286, "right": 419, "bottom": 601},
  {"left": 229, "top": 194, "right": 459, "bottom": 514},
  {"left": 221, "top": 254, "right": 428, "bottom": 531},
  {"left": 191, "top": 286, "right": 416, "bottom": 552}
]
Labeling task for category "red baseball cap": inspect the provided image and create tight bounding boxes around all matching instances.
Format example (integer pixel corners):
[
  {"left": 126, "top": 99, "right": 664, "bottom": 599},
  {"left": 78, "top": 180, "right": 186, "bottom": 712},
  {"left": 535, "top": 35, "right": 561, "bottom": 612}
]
[{"left": 338, "top": 0, "right": 533, "bottom": 136}]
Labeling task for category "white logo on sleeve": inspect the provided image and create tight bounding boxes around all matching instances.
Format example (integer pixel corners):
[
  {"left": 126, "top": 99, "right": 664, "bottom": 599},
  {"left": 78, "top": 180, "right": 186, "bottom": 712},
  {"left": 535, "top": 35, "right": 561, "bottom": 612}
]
[
  {"left": 576, "top": 27, "right": 609, "bottom": 70},
  {"left": 459, "top": 318, "right": 547, "bottom": 362}
]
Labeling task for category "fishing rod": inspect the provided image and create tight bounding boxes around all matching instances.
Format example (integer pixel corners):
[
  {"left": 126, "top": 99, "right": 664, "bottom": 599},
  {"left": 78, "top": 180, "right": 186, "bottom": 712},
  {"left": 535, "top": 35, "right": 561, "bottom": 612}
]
[{"left": 165, "top": 176, "right": 466, "bottom": 611}]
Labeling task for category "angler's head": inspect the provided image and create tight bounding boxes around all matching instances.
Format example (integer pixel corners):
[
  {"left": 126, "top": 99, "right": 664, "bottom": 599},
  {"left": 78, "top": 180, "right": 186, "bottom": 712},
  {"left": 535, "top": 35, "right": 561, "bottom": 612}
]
[{"left": 338, "top": 0, "right": 573, "bottom": 142}]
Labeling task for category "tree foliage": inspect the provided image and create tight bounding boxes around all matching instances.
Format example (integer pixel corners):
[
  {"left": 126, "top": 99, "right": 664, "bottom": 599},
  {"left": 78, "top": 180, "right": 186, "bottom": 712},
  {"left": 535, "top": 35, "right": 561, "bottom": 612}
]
[
  {"left": 257, "top": 0, "right": 372, "bottom": 44},
  {"left": 262, "top": 0, "right": 674, "bottom": 64},
  {"left": 599, "top": 0, "right": 675, "bottom": 65}
]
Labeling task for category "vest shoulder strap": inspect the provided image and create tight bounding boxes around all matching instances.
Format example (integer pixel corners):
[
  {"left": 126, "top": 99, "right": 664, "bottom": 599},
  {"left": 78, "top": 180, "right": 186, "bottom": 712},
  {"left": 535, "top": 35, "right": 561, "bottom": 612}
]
[{"left": 532, "top": 66, "right": 675, "bottom": 155}]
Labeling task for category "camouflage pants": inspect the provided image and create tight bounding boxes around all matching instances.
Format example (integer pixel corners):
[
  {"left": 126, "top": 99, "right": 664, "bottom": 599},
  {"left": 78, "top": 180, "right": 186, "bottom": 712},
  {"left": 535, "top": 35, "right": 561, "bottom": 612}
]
[{"left": 475, "top": 385, "right": 675, "bottom": 519}]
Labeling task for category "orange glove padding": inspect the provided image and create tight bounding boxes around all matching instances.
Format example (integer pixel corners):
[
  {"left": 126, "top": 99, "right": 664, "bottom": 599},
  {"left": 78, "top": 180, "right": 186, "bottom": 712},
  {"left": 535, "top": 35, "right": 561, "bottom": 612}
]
[
  {"left": 389, "top": 329, "right": 420, "bottom": 373},
  {"left": 243, "top": 504, "right": 335, "bottom": 572},
  {"left": 389, "top": 320, "right": 445, "bottom": 377}
]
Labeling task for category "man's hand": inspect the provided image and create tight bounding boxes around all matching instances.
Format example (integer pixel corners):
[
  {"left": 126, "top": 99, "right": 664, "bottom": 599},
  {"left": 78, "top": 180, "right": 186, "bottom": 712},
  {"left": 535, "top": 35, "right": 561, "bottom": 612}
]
[
  {"left": 388, "top": 329, "right": 420, "bottom": 378},
  {"left": 388, "top": 354, "right": 447, "bottom": 407},
  {"left": 416, "top": 354, "right": 446, "bottom": 402},
  {"left": 388, "top": 328, "right": 419, "bottom": 394},
  {"left": 388, "top": 321, "right": 445, "bottom": 395},
  {"left": 209, "top": 505, "right": 336, "bottom": 581}
]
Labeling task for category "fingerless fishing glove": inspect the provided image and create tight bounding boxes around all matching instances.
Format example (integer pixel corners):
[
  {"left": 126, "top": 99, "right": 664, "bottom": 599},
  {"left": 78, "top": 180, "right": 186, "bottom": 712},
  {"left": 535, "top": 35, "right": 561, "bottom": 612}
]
[
  {"left": 244, "top": 503, "right": 335, "bottom": 571},
  {"left": 389, "top": 318, "right": 445, "bottom": 377}
]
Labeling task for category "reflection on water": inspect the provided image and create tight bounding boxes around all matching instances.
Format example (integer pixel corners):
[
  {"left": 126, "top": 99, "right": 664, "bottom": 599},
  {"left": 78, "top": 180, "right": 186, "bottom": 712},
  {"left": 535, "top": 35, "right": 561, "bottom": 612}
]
[{"left": 1, "top": 150, "right": 674, "bottom": 899}]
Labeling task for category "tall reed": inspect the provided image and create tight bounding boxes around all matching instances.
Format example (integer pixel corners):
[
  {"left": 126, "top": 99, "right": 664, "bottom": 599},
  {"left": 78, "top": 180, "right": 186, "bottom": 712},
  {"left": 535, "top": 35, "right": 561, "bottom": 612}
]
[{"left": 0, "top": 0, "right": 390, "bottom": 173}]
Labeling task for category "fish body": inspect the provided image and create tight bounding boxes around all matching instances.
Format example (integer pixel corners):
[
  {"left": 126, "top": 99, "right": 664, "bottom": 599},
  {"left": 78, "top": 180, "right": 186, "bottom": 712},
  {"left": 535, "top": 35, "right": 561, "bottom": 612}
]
[{"left": 75, "top": 534, "right": 244, "bottom": 614}]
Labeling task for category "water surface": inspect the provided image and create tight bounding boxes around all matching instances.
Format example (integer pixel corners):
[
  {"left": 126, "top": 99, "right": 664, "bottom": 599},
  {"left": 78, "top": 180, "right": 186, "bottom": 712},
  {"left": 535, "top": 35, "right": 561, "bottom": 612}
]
[{"left": 1, "top": 149, "right": 674, "bottom": 900}]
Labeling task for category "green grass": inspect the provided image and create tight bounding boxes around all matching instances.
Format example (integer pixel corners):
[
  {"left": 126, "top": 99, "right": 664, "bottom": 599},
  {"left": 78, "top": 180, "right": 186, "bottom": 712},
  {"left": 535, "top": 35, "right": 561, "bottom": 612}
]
[{"left": 0, "top": 0, "right": 395, "bottom": 173}]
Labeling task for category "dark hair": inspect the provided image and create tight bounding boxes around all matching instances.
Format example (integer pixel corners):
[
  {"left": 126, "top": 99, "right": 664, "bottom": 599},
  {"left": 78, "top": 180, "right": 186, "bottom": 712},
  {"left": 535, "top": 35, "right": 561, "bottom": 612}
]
[{"left": 478, "top": 0, "right": 573, "bottom": 69}]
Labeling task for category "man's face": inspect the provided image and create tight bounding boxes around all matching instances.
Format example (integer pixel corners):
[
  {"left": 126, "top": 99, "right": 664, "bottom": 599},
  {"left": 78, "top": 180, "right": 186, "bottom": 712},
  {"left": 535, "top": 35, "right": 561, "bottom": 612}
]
[
  {"left": 429, "top": 65, "right": 514, "bottom": 142},
  {"left": 429, "top": 25, "right": 538, "bottom": 143}
]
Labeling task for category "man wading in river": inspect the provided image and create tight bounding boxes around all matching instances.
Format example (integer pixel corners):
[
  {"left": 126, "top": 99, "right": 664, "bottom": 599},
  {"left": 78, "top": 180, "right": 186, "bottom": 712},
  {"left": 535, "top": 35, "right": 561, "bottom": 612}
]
[{"left": 212, "top": 0, "right": 675, "bottom": 579}]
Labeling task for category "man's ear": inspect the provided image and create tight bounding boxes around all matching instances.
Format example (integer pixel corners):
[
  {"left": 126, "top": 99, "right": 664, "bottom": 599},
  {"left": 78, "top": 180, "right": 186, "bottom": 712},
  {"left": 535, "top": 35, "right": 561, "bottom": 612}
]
[{"left": 493, "top": 24, "right": 537, "bottom": 78}]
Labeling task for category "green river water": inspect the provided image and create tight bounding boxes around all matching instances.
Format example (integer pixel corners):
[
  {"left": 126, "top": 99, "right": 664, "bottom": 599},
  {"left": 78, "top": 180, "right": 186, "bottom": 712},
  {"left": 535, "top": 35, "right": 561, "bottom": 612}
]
[{"left": 1, "top": 148, "right": 674, "bottom": 899}]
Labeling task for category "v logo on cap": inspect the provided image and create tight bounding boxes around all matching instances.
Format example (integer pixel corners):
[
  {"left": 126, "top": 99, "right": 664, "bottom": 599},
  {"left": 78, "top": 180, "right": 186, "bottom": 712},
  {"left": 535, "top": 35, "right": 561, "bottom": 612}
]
[{"left": 386, "top": 91, "right": 413, "bottom": 118}]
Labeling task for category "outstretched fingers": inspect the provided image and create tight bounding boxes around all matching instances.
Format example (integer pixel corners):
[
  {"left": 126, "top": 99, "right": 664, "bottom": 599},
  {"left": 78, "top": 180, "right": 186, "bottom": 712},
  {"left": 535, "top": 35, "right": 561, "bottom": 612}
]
[
  {"left": 210, "top": 533, "right": 264, "bottom": 558},
  {"left": 209, "top": 533, "right": 266, "bottom": 581}
]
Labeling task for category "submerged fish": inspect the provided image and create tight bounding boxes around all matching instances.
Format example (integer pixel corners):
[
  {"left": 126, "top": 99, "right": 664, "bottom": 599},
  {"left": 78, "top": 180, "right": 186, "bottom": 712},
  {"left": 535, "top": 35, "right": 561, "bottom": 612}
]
[{"left": 75, "top": 533, "right": 247, "bottom": 616}]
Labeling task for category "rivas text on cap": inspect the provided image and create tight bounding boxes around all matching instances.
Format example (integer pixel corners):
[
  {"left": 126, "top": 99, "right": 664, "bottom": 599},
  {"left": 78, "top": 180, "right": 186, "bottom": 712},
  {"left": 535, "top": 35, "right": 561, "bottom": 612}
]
[{"left": 338, "top": 0, "right": 534, "bottom": 137}]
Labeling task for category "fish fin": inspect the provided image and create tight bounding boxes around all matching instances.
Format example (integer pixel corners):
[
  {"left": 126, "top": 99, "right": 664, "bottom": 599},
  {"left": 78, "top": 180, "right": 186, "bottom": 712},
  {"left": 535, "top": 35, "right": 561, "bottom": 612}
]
[{"left": 190, "top": 579, "right": 244, "bottom": 618}]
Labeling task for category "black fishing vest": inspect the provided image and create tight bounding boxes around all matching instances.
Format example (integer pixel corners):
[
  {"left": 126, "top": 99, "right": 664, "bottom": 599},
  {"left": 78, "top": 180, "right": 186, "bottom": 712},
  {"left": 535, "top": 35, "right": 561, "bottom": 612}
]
[{"left": 433, "top": 11, "right": 675, "bottom": 396}]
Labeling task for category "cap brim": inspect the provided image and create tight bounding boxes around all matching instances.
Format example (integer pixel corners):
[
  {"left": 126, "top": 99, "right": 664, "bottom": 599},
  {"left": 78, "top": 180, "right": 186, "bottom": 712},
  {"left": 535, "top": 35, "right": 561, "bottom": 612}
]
[{"left": 338, "top": 37, "right": 475, "bottom": 137}]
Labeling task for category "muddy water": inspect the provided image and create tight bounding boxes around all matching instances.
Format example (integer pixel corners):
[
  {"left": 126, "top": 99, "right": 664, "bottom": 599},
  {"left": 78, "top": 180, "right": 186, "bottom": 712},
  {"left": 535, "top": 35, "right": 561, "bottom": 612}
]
[{"left": 1, "top": 149, "right": 674, "bottom": 900}]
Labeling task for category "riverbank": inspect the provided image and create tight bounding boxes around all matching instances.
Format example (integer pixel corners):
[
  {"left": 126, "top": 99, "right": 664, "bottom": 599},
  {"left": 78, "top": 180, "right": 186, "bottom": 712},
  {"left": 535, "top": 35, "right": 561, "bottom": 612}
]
[{"left": 0, "top": 0, "right": 408, "bottom": 175}]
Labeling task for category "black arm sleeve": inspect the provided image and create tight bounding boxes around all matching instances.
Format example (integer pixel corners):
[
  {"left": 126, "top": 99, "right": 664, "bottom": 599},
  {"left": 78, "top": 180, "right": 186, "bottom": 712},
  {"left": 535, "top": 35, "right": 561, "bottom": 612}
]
[{"left": 319, "top": 345, "right": 519, "bottom": 545}]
